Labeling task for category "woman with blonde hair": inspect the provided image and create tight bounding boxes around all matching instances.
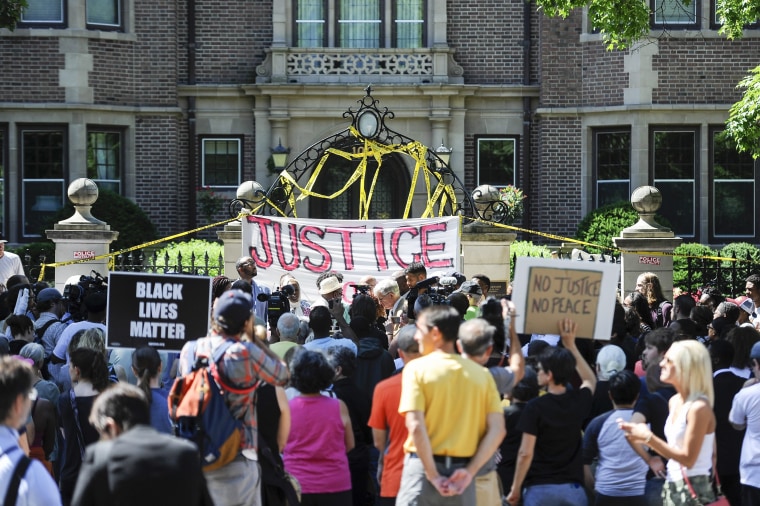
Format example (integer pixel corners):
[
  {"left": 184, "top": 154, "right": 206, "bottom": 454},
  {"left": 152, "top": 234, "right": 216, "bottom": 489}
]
[{"left": 619, "top": 340, "right": 717, "bottom": 505}]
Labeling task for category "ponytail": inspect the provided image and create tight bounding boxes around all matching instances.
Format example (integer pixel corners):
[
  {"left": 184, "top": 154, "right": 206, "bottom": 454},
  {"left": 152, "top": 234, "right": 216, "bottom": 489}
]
[{"left": 131, "top": 346, "right": 161, "bottom": 405}]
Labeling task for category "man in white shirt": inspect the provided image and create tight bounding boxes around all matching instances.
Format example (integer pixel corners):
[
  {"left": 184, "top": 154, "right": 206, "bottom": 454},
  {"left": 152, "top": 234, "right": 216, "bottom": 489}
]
[
  {"left": 729, "top": 341, "right": 760, "bottom": 505},
  {"left": 0, "top": 236, "right": 26, "bottom": 287},
  {"left": 0, "top": 356, "right": 62, "bottom": 505}
]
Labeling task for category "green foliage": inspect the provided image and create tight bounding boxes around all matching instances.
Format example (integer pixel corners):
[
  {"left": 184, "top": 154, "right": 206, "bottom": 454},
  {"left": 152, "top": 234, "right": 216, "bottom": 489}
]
[
  {"left": 0, "top": 0, "right": 28, "bottom": 31},
  {"left": 586, "top": 0, "right": 651, "bottom": 50},
  {"left": 717, "top": 0, "right": 760, "bottom": 40},
  {"left": 196, "top": 186, "right": 225, "bottom": 223},
  {"left": 534, "top": 0, "right": 760, "bottom": 157},
  {"left": 726, "top": 66, "right": 760, "bottom": 160},
  {"left": 510, "top": 241, "right": 553, "bottom": 279},
  {"left": 47, "top": 190, "right": 158, "bottom": 252},
  {"left": 672, "top": 243, "right": 718, "bottom": 293},
  {"left": 153, "top": 239, "right": 223, "bottom": 274},
  {"left": 718, "top": 242, "right": 760, "bottom": 269},
  {"left": 498, "top": 186, "right": 526, "bottom": 225},
  {"left": 574, "top": 201, "right": 669, "bottom": 255}
]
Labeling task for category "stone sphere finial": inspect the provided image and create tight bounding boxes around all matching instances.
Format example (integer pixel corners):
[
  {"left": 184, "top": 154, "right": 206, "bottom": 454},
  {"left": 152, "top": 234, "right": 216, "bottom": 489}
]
[
  {"left": 620, "top": 185, "right": 671, "bottom": 236},
  {"left": 68, "top": 178, "right": 99, "bottom": 206},
  {"left": 237, "top": 181, "right": 266, "bottom": 206},
  {"left": 631, "top": 186, "right": 662, "bottom": 214},
  {"left": 58, "top": 178, "right": 105, "bottom": 225}
]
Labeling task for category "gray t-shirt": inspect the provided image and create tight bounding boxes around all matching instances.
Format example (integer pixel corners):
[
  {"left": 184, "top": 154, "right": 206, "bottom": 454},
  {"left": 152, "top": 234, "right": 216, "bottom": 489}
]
[{"left": 489, "top": 366, "right": 516, "bottom": 396}]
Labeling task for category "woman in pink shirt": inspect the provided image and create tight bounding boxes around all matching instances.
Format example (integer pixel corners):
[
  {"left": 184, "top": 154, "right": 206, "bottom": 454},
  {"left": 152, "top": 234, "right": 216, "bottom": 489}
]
[{"left": 284, "top": 348, "right": 354, "bottom": 506}]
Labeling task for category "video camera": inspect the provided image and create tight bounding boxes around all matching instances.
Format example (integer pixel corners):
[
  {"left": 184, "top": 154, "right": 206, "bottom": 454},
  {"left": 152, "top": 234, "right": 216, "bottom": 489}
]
[
  {"left": 63, "top": 270, "right": 108, "bottom": 322},
  {"left": 406, "top": 276, "right": 457, "bottom": 320},
  {"left": 353, "top": 284, "right": 372, "bottom": 298},
  {"left": 257, "top": 284, "right": 294, "bottom": 328}
]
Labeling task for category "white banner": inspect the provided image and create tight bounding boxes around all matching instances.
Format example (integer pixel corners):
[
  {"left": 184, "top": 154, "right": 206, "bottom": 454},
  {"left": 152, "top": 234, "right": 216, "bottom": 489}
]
[{"left": 242, "top": 215, "right": 461, "bottom": 303}]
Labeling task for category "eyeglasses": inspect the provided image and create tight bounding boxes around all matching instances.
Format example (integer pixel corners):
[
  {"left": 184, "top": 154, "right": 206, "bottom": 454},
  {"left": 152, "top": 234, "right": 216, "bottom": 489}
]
[{"left": 28, "top": 389, "right": 37, "bottom": 402}]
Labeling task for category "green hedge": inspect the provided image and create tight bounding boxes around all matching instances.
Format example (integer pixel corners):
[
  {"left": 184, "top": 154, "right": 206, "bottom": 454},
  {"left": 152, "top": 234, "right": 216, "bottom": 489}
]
[
  {"left": 153, "top": 239, "right": 224, "bottom": 275},
  {"left": 510, "top": 241, "right": 553, "bottom": 280},
  {"left": 574, "top": 201, "right": 670, "bottom": 255},
  {"left": 672, "top": 243, "right": 718, "bottom": 293}
]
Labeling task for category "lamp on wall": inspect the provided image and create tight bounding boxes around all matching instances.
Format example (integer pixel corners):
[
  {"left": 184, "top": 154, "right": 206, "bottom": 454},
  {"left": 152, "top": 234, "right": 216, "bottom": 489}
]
[
  {"left": 271, "top": 138, "right": 291, "bottom": 170},
  {"left": 434, "top": 140, "right": 452, "bottom": 168}
]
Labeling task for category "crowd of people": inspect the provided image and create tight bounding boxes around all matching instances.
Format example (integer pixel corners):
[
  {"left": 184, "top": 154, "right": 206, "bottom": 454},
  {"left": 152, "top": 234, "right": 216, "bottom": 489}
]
[{"left": 0, "top": 253, "right": 759, "bottom": 506}]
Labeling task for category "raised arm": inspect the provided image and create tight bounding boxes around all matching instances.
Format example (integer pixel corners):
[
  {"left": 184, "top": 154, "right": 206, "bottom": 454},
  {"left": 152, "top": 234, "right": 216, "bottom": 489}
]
[
  {"left": 503, "top": 300, "right": 525, "bottom": 385},
  {"left": 559, "top": 318, "right": 596, "bottom": 394}
]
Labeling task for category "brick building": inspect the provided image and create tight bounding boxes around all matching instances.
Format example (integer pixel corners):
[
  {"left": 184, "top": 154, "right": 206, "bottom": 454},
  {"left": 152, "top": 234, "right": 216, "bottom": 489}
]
[{"left": 0, "top": 0, "right": 757, "bottom": 245}]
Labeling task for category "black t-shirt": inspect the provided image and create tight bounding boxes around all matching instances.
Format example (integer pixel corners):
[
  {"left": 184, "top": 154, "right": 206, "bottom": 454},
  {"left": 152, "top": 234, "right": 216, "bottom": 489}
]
[{"left": 517, "top": 386, "right": 593, "bottom": 487}]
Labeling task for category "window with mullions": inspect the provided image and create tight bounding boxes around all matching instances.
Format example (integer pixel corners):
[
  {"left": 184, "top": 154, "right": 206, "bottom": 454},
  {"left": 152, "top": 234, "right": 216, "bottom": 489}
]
[
  {"left": 394, "top": 0, "right": 424, "bottom": 48},
  {"left": 87, "top": 130, "right": 122, "bottom": 194},
  {"left": 86, "top": 0, "right": 122, "bottom": 30},
  {"left": 651, "top": 128, "right": 697, "bottom": 238},
  {"left": 201, "top": 138, "right": 241, "bottom": 188},
  {"left": 21, "top": 128, "right": 67, "bottom": 238},
  {"left": 710, "top": 129, "right": 757, "bottom": 239},
  {"left": 477, "top": 137, "right": 517, "bottom": 188},
  {"left": 294, "top": 0, "right": 426, "bottom": 48},
  {"left": 296, "top": 0, "right": 327, "bottom": 47},
  {"left": 651, "top": 0, "right": 698, "bottom": 28},
  {"left": 338, "top": 0, "right": 381, "bottom": 48},
  {"left": 20, "top": 0, "right": 66, "bottom": 27},
  {"left": 593, "top": 129, "right": 631, "bottom": 207}
]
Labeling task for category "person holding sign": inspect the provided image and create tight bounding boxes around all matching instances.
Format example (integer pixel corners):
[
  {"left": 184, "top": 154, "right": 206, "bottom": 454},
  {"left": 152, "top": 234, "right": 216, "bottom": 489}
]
[{"left": 506, "top": 318, "right": 597, "bottom": 506}]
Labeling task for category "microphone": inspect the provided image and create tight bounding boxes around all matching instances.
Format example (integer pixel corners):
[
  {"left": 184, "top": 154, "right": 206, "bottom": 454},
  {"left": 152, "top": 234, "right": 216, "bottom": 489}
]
[{"left": 438, "top": 277, "right": 459, "bottom": 286}]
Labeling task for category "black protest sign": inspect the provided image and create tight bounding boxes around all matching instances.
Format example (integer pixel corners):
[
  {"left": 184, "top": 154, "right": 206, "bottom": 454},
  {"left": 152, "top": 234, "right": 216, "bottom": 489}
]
[{"left": 107, "top": 272, "right": 212, "bottom": 351}]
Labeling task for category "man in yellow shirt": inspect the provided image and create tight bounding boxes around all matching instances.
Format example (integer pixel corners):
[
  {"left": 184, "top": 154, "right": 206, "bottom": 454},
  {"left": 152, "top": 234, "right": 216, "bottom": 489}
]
[{"left": 397, "top": 305, "right": 506, "bottom": 505}]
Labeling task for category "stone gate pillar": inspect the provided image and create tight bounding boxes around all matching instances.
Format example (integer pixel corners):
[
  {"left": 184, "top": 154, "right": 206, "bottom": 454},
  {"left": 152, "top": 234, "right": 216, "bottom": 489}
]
[
  {"left": 613, "top": 186, "right": 682, "bottom": 302},
  {"left": 461, "top": 222, "right": 517, "bottom": 297},
  {"left": 218, "top": 181, "right": 266, "bottom": 278},
  {"left": 45, "top": 179, "right": 119, "bottom": 289}
]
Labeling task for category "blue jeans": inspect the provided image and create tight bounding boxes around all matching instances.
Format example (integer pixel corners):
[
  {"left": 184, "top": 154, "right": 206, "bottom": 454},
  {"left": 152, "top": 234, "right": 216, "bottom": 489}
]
[
  {"left": 205, "top": 456, "right": 261, "bottom": 506},
  {"left": 523, "top": 482, "right": 588, "bottom": 506}
]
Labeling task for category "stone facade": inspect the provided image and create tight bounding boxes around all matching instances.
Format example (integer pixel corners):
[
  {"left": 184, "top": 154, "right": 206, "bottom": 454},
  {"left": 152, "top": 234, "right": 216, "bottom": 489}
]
[{"left": 0, "top": 0, "right": 757, "bottom": 247}]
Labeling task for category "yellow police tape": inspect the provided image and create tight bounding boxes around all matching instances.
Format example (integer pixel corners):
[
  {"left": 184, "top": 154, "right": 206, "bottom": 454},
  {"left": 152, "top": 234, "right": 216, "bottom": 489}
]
[
  {"left": 463, "top": 216, "right": 760, "bottom": 265},
  {"left": 36, "top": 213, "right": 247, "bottom": 282},
  {"left": 36, "top": 207, "right": 759, "bottom": 283}
]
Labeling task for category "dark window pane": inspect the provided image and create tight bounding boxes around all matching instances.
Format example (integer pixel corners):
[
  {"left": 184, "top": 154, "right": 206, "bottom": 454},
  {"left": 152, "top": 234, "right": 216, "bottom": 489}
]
[
  {"left": 24, "top": 180, "right": 65, "bottom": 237},
  {"left": 656, "top": 181, "right": 694, "bottom": 236},
  {"left": 654, "top": 131, "right": 695, "bottom": 179},
  {"left": 714, "top": 181, "right": 754, "bottom": 236},
  {"left": 596, "top": 132, "right": 630, "bottom": 180},
  {"left": 597, "top": 181, "right": 631, "bottom": 207},
  {"left": 203, "top": 139, "right": 240, "bottom": 187},
  {"left": 23, "top": 131, "right": 64, "bottom": 179},
  {"left": 713, "top": 130, "right": 754, "bottom": 180},
  {"left": 478, "top": 139, "right": 516, "bottom": 187}
]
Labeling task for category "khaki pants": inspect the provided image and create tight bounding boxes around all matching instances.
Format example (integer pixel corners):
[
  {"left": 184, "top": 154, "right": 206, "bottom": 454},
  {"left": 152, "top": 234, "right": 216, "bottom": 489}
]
[{"left": 475, "top": 470, "right": 502, "bottom": 506}]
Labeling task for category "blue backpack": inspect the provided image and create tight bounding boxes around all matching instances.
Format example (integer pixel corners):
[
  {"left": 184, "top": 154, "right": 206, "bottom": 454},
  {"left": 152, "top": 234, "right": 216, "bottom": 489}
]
[{"left": 168, "top": 339, "right": 256, "bottom": 471}]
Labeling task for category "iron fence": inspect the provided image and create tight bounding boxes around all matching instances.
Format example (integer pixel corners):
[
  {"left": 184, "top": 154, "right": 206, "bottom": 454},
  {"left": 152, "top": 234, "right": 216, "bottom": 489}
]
[
  {"left": 112, "top": 250, "right": 224, "bottom": 277},
  {"left": 681, "top": 253, "right": 757, "bottom": 298}
]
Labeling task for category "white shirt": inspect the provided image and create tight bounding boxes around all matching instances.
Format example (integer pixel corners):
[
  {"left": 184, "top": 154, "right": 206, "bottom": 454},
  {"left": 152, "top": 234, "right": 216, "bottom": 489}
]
[
  {"left": 0, "top": 252, "right": 25, "bottom": 286},
  {"left": 729, "top": 382, "right": 760, "bottom": 486},
  {"left": 0, "top": 425, "right": 62, "bottom": 505}
]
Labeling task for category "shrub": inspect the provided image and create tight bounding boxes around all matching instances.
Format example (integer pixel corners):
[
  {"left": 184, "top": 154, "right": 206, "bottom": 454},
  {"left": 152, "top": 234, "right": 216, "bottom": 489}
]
[
  {"left": 672, "top": 243, "right": 718, "bottom": 294},
  {"left": 153, "top": 240, "right": 224, "bottom": 275},
  {"left": 510, "top": 240, "right": 553, "bottom": 280},
  {"left": 719, "top": 242, "right": 760, "bottom": 269},
  {"left": 575, "top": 201, "right": 670, "bottom": 255},
  {"left": 45, "top": 189, "right": 158, "bottom": 252}
]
